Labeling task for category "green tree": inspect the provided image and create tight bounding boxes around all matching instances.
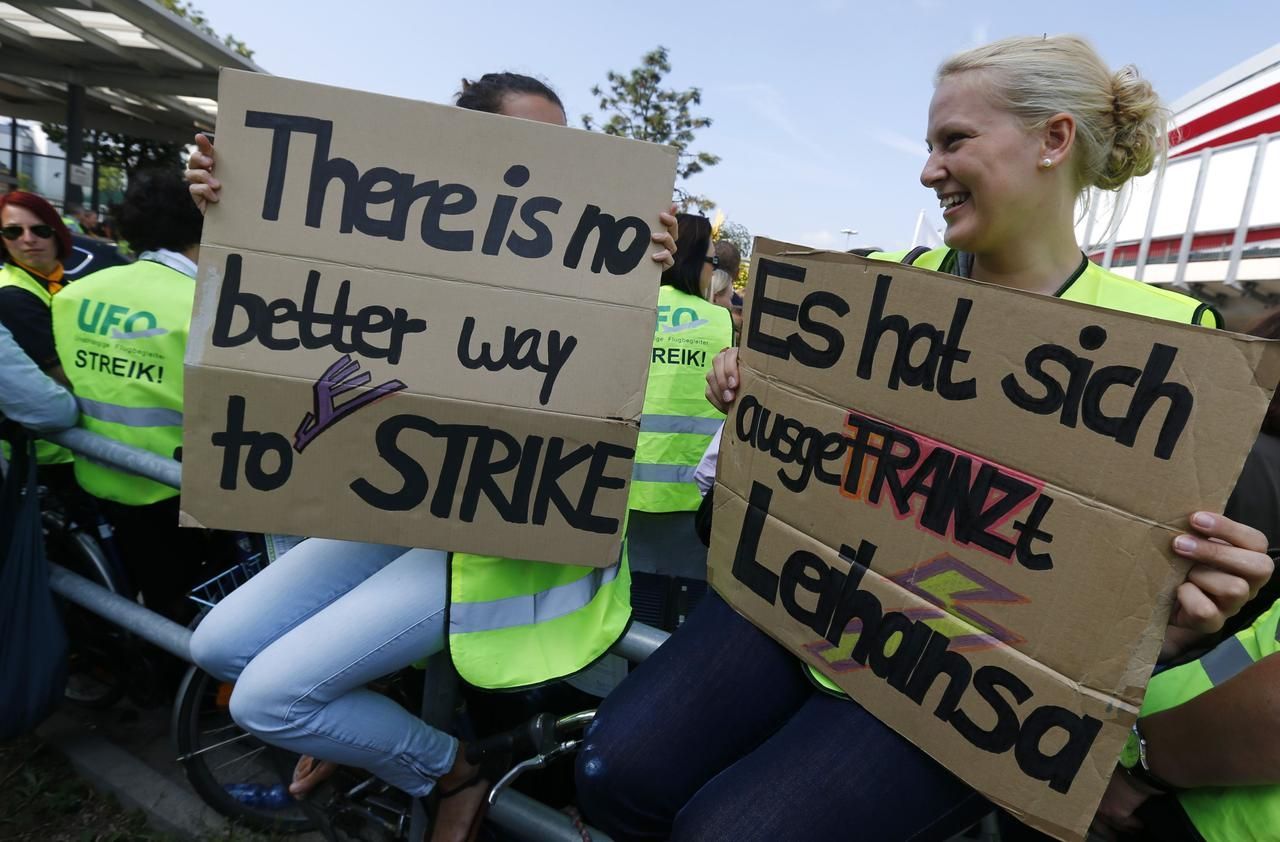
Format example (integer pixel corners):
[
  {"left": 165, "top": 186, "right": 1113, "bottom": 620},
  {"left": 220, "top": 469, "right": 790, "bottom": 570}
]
[
  {"left": 582, "top": 46, "right": 720, "bottom": 213},
  {"left": 42, "top": 1, "right": 252, "bottom": 176},
  {"left": 157, "top": 0, "right": 254, "bottom": 60}
]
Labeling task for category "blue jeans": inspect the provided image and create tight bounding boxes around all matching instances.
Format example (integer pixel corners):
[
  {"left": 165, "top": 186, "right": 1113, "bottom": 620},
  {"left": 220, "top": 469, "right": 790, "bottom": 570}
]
[
  {"left": 190, "top": 539, "right": 455, "bottom": 796},
  {"left": 575, "top": 591, "right": 991, "bottom": 841}
]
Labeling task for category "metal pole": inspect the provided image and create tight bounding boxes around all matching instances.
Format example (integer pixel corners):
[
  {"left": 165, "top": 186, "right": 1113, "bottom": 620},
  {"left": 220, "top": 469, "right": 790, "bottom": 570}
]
[
  {"left": 90, "top": 129, "right": 100, "bottom": 214},
  {"left": 64, "top": 83, "right": 86, "bottom": 209},
  {"left": 1225, "top": 135, "right": 1269, "bottom": 288},
  {"left": 1174, "top": 148, "right": 1213, "bottom": 288},
  {"left": 47, "top": 427, "right": 182, "bottom": 489},
  {"left": 1134, "top": 164, "right": 1167, "bottom": 282},
  {"left": 7, "top": 116, "right": 16, "bottom": 184},
  {"left": 610, "top": 622, "right": 669, "bottom": 663},
  {"left": 47, "top": 564, "right": 192, "bottom": 660},
  {"left": 488, "top": 789, "right": 614, "bottom": 842}
]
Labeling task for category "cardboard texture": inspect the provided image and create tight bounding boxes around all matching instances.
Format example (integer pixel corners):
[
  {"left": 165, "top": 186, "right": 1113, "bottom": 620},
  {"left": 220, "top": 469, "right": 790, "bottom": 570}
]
[
  {"left": 182, "top": 70, "right": 677, "bottom": 567},
  {"left": 708, "top": 239, "right": 1280, "bottom": 840}
]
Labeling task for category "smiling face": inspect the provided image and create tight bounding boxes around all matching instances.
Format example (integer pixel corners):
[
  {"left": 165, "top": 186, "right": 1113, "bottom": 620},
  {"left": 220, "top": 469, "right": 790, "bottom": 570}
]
[
  {"left": 1, "top": 204, "right": 59, "bottom": 275},
  {"left": 920, "top": 71, "right": 1052, "bottom": 258}
]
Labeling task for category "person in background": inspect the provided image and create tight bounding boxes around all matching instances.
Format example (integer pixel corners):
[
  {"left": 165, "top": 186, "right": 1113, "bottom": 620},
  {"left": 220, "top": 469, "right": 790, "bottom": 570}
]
[
  {"left": 624, "top": 212, "right": 733, "bottom": 587},
  {"left": 1082, "top": 306, "right": 1280, "bottom": 842},
  {"left": 576, "top": 35, "right": 1272, "bottom": 841},
  {"left": 705, "top": 268, "right": 734, "bottom": 309},
  {"left": 0, "top": 191, "right": 75, "bottom": 472},
  {"left": 713, "top": 240, "right": 744, "bottom": 335},
  {"left": 0, "top": 320, "right": 77, "bottom": 437},
  {"left": 65, "top": 205, "right": 102, "bottom": 239},
  {"left": 51, "top": 168, "right": 216, "bottom": 620}
]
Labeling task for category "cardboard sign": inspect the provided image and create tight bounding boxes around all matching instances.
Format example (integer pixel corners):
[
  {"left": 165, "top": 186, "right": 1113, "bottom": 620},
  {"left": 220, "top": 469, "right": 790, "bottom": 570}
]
[
  {"left": 181, "top": 70, "right": 677, "bottom": 567},
  {"left": 708, "top": 240, "right": 1280, "bottom": 840}
]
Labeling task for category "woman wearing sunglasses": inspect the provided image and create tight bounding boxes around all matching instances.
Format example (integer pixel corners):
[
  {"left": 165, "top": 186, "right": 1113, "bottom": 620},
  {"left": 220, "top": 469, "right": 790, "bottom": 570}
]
[{"left": 0, "top": 191, "right": 76, "bottom": 467}]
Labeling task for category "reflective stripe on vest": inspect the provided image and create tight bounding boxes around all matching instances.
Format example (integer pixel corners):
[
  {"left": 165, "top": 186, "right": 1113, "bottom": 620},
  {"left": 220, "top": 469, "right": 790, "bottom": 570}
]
[
  {"left": 1140, "top": 602, "right": 1280, "bottom": 841},
  {"left": 78, "top": 396, "right": 183, "bottom": 428},
  {"left": 0, "top": 263, "right": 72, "bottom": 465},
  {"left": 632, "top": 463, "right": 699, "bottom": 484},
  {"left": 630, "top": 285, "right": 732, "bottom": 513},
  {"left": 641, "top": 413, "right": 723, "bottom": 435},
  {"left": 448, "top": 550, "right": 632, "bottom": 690},
  {"left": 51, "top": 260, "right": 192, "bottom": 504},
  {"left": 805, "top": 247, "right": 1217, "bottom": 697},
  {"left": 450, "top": 562, "right": 621, "bottom": 633}
]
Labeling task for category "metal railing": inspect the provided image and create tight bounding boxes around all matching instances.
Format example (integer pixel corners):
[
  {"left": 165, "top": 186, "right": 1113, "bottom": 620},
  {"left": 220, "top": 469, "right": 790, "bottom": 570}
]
[{"left": 38, "top": 426, "right": 663, "bottom": 842}]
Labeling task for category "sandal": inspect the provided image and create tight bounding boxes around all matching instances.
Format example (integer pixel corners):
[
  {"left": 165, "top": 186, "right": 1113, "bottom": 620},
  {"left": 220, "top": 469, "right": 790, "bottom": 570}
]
[
  {"left": 290, "top": 755, "right": 338, "bottom": 800},
  {"left": 431, "top": 748, "right": 508, "bottom": 842}
]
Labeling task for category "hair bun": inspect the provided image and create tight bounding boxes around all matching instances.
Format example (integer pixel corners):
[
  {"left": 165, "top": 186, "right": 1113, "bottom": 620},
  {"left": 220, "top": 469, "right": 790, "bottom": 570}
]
[{"left": 1099, "top": 65, "right": 1166, "bottom": 190}]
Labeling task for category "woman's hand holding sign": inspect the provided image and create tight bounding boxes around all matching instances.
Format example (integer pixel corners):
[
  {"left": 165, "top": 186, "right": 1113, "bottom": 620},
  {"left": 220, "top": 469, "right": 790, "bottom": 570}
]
[
  {"left": 705, "top": 345, "right": 1274, "bottom": 639},
  {"left": 1169, "top": 512, "right": 1271, "bottom": 635},
  {"left": 186, "top": 133, "right": 219, "bottom": 214}
]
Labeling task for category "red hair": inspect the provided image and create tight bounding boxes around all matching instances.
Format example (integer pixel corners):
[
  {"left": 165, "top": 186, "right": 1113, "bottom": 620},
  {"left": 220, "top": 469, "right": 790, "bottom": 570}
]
[{"left": 0, "top": 191, "right": 72, "bottom": 261}]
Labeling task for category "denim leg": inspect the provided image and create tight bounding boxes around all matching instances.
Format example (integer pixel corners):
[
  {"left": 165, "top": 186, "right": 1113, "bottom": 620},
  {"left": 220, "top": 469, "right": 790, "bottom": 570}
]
[
  {"left": 191, "top": 538, "right": 412, "bottom": 681},
  {"left": 672, "top": 691, "right": 992, "bottom": 842},
  {"left": 576, "top": 591, "right": 812, "bottom": 840},
  {"left": 226, "top": 547, "right": 455, "bottom": 797}
]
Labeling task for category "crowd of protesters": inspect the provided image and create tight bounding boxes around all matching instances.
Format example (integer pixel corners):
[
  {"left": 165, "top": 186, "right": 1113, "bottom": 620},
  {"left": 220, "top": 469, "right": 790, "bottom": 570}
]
[{"left": 1, "top": 32, "right": 1279, "bottom": 842}]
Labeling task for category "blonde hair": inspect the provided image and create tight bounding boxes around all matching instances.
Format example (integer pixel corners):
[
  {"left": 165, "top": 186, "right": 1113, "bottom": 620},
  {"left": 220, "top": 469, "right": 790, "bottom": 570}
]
[
  {"left": 707, "top": 269, "right": 733, "bottom": 302},
  {"left": 937, "top": 35, "right": 1168, "bottom": 194}
]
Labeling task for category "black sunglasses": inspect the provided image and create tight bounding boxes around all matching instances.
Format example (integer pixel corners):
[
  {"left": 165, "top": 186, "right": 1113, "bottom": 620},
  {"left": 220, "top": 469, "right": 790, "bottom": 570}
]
[
  {"left": 704, "top": 255, "right": 720, "bottom": 269},
  {"left": 1, "top": 224, "right": 55, "bottom": 240}
]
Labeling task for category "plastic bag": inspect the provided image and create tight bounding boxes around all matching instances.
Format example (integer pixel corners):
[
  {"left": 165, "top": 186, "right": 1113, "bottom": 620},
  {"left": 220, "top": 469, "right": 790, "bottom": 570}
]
[{"left": 0, "top": 432, "right": 68, "bottom": 739}]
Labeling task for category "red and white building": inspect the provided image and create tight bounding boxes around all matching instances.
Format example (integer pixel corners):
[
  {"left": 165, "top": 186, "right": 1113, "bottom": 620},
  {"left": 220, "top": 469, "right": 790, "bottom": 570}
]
[{"left": 1078, "top": 42, "right": 1280, "bottom": 326}]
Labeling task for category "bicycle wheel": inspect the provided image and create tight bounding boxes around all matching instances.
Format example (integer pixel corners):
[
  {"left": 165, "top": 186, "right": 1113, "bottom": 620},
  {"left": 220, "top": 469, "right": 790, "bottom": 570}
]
[
  {"left": 171, "top": 664, "right": 314, "bottom": 833},
  {"left": 43, "top": 510, "right": 128, "bottom": 709}
]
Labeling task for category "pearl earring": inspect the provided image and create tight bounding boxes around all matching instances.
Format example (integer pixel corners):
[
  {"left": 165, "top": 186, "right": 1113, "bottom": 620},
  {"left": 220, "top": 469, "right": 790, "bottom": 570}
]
[{"left": 1040, "top": 157, "right": 1053, "bottom": 169}]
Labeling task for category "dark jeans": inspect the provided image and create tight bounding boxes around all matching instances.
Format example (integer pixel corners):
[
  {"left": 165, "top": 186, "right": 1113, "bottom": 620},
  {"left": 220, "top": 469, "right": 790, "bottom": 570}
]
[
  {"left": 101, "top": 496, "right": 233, "bottom": 622},
  {"left": 575, "top": 591, "right": 991, "bottom": 841}
]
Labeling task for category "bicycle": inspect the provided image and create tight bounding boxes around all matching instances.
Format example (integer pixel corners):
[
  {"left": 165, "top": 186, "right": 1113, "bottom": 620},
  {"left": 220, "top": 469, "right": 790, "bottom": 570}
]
[{"left": 40, "top": 485, "right": 140, "bottom": 709}]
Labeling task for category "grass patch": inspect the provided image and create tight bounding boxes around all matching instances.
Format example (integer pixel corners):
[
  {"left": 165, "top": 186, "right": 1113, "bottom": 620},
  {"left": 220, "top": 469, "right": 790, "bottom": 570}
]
[{"left": 0, "top": 734, "right": 277, "bottom": 842}]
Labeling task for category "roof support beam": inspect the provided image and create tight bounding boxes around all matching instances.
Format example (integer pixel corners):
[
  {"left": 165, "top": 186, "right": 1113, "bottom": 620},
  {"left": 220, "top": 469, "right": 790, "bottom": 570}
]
[
  {"left": 0, "top": 99, "right": 194, "bottom": 144},
  {"left": 92, "top": 0, "right": 263, "bottom": 74},
  {"left": 0, "top": 53, "right": 218, "bottom": 97},
  {"left": 8, "top": 1, "right": 163, "bottom": 72}
]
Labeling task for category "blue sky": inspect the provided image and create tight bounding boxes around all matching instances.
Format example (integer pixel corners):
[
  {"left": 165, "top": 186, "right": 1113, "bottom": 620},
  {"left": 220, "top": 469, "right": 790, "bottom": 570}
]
[{"left": 196, "top": 0, "right": 1278, "bottom": 253}]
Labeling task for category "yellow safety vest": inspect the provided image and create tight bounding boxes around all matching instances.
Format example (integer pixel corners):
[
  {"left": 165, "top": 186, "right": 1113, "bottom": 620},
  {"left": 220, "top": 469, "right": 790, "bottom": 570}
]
[
  {"left": 630, "top": 284, "right": 734, "bottom": 512},
  {"left": 807, "top": 247, "right": 1219, "bottom": 694},
  {"left": 451, "top": 286, "right": 731, "bottom": 690},
  {"left": 50, "top": 258, "right": 193, "bottom": 504},
  {"left": 0, "top": 262, "right": 73, "bottom": 465},
  {"left": 1140, "top": 602, "right": 1280, "bottom": 840}
]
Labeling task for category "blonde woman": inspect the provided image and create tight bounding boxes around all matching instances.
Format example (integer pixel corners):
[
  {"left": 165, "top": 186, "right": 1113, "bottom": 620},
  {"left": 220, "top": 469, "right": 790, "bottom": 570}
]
[{"left": 576, "top": 35, "right": 1272, "bottom": 841}]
